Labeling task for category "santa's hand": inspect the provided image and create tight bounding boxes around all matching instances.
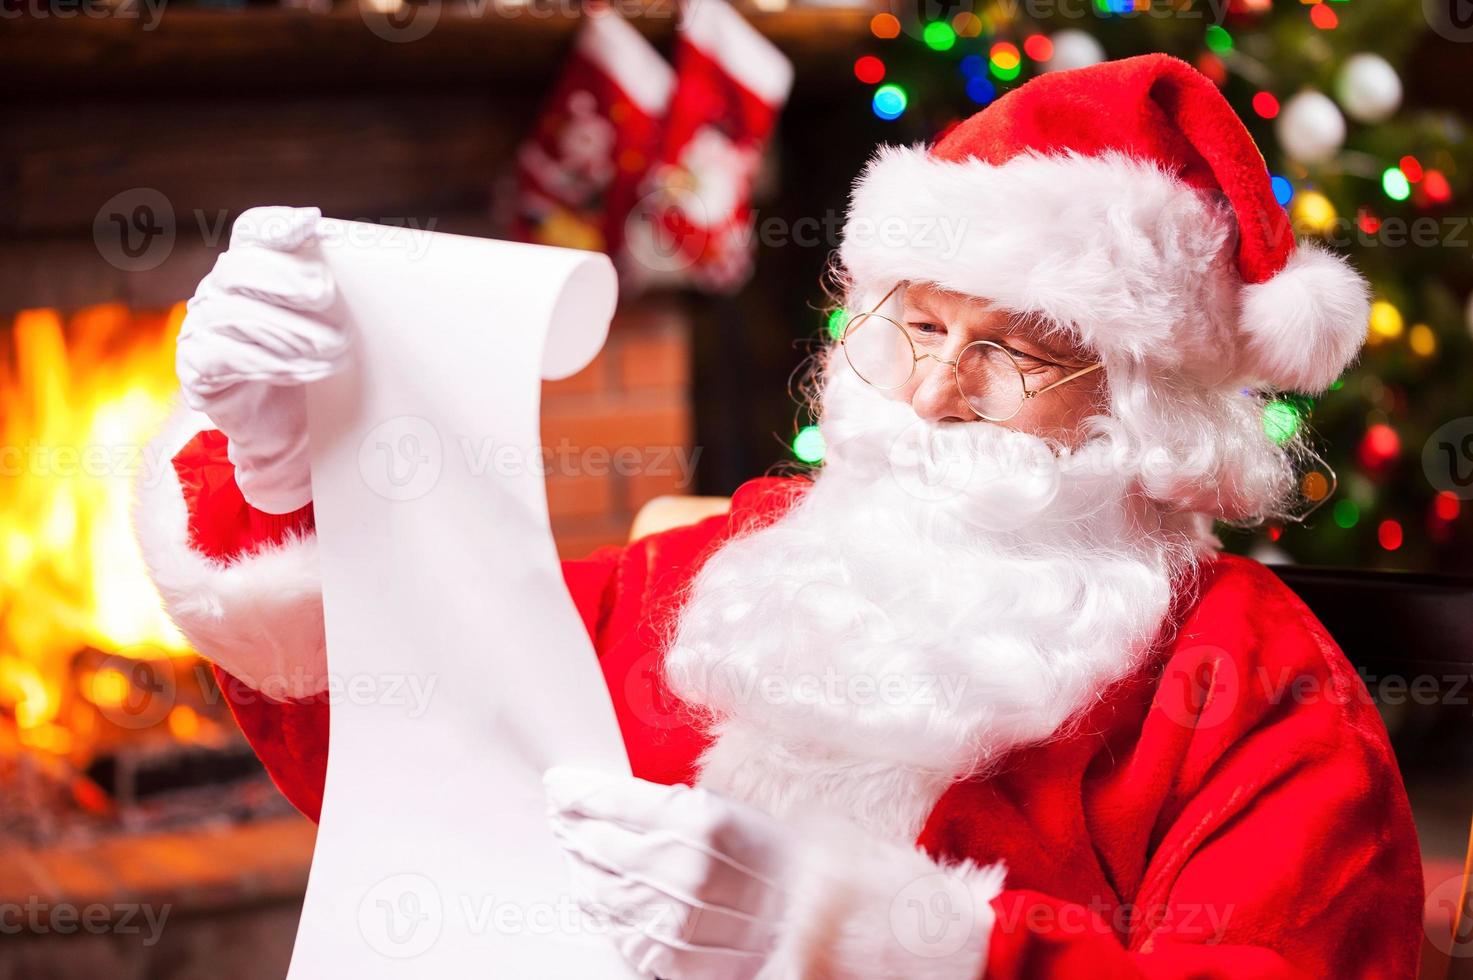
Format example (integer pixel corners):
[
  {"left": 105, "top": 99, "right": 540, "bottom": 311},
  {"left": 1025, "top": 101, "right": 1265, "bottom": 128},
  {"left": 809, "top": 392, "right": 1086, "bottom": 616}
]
[
  {"left": 176, "top": 205, "right": 348, "bottom": 514},
  {"left": 546, "top": 767, "right": 1007, "bottom": 980},
  {"left": 544, "top": 767, "right": 789, "bottom": 980}
]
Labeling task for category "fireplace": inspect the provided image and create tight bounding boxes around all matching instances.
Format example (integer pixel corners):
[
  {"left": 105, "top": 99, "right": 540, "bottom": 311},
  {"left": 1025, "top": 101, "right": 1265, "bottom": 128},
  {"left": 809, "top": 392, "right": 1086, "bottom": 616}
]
[{"left": 0, "top": 304, "right": 315, "bottom": 978}]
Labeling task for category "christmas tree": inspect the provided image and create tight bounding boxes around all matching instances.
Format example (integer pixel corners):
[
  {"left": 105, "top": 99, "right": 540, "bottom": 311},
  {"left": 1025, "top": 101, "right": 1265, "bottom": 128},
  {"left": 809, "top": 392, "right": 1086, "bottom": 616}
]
[{"left": 807, "top": 0, "right": 1473, "bottom": 572}]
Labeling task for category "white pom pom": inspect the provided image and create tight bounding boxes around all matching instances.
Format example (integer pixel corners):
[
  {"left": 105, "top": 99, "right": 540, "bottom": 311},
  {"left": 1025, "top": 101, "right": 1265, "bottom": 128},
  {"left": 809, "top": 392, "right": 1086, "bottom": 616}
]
[{"left": 1239, "top": 244, "right": 1370, "bottom": 393}]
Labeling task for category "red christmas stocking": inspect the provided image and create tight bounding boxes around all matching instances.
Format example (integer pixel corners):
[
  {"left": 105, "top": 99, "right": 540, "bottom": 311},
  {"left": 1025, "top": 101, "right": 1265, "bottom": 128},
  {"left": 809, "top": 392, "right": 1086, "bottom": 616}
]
[
  {"left": 622, "top": 0, "right": 793, "bottom": 293},
  {"left": 508, "top": 10, "right": 673, "bottom": 257}
]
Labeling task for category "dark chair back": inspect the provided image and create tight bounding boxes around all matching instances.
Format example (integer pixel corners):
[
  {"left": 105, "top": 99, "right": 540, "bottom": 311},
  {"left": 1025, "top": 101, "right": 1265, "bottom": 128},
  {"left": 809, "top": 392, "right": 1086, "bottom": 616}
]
[{"left": 1272, "top": 564, "right": 1473, "bottom": 980}]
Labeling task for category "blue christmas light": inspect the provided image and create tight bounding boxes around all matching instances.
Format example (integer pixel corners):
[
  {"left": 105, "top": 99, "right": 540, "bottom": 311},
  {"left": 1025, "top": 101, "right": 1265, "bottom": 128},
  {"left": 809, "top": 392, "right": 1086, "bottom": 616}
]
[
  {"left": 1270, "top": 175, "right": 1294, "bottom": 207},
  {"left": 872, "top": 84, "right": 908, "bottom": 121},
  {"left": 966, "top": 76, "right": 997, "bottom": 105}
]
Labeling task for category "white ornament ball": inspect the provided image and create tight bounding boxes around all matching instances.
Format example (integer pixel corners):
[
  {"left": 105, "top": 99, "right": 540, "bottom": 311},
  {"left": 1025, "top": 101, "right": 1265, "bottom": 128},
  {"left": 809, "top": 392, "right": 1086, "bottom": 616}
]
[
  {"left": 1045, "top": 30, "right": 1105, "bottom": 73},
  {"left": 1276, "top": 90, "right": 1346, "bottom": 166},
  {"left": 1335, "top": 54, "right": 1403, "bottom": 124}
]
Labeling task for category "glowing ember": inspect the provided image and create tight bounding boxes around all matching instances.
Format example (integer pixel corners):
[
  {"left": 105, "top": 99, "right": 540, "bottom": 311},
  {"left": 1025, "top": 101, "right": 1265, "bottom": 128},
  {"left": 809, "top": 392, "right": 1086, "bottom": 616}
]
[{"left": 0, "top": 303, "right": 191, "bottom": 749}]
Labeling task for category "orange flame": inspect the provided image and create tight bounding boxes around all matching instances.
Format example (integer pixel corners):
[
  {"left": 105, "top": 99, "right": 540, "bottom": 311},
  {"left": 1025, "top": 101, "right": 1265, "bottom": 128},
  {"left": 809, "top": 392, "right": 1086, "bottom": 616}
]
[{"left": 0, "top": 303, "right": 191, "bottom": 746}]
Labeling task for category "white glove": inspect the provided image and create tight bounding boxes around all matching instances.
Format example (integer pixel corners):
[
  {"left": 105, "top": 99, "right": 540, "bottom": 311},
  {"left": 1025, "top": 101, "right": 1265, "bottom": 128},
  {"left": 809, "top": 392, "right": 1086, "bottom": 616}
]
[
  {"left": 176, "top": 205, "right": 348, "bottom": 514},
  {"left": 544, "top": 766, "right": 790, "bottom": 980},
  {"left": 544, "top": 767, "right": 1005, "bottom": 980}
]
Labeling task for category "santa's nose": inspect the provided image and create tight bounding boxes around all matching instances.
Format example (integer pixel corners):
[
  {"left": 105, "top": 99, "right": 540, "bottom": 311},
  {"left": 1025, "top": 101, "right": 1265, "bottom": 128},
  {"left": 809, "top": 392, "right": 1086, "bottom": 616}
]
[{"left": 910, "top": 358, "right": 975, "bottom": 424}]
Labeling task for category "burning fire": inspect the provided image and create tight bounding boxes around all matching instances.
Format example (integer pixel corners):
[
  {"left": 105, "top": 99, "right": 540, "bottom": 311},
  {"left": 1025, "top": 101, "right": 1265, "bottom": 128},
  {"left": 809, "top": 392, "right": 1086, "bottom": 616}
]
[{"left": 0, "top": 303, "right": 191, "bottom": 753}]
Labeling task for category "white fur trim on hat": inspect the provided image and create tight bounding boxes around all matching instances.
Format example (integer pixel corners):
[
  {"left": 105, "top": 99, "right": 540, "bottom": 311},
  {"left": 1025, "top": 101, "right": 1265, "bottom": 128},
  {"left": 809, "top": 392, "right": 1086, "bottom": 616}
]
[
  {"left": 761, "top": 813, "right": 1006, "bottom": 979},
  {"left": 841, "top": 145, "right": 1368, "bottom": 392},
  {"left": 1238, "top": 243, "right": 1370, "bottom": 393},
  {"left": 133, "top": 402, "right": 328, "bottom": 701}
]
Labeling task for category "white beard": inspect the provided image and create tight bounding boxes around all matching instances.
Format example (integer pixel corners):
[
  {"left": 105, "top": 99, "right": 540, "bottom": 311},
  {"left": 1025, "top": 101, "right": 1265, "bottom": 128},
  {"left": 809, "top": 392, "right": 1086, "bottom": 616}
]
[{"left": 663, "top": 362, "right": 1195, "bottom": 844}]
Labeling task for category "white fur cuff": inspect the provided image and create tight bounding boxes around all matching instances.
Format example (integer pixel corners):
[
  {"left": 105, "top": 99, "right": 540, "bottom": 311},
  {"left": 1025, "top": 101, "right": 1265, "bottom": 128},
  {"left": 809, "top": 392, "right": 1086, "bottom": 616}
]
[
  {"left": 762, "top": 816, "right": 1006, "bottom": 980},
  {"left": 133, "top": 404, "right": 329, "bottom": 701}
]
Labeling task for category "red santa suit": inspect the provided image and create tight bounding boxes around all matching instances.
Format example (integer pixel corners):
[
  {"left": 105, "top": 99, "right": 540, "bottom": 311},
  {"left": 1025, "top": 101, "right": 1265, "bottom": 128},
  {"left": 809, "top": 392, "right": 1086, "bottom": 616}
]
[
  {"left": 136, "top": 419, "right": 1424, "bottom": 979},
  {"left": 138, "top": 53, "right": 1425, "bottom": 979}
]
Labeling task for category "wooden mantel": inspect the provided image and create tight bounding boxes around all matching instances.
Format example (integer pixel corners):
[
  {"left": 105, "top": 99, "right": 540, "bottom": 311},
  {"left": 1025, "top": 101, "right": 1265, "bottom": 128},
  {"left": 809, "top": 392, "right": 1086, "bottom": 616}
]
[{"left": 0, "top": 5, "right": 874, "bottom": 96}]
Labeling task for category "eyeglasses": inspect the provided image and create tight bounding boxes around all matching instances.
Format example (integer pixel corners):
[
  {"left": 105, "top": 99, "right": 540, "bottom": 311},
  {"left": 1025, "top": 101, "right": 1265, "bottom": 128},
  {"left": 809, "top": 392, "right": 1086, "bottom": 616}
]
[{"left": 838, "top": 283, "right": 1105, "bottom": 422}]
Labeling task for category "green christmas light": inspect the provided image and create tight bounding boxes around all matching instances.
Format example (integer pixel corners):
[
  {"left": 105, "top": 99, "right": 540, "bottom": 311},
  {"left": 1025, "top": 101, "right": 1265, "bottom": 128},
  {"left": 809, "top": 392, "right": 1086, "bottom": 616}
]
[
  {"left": 1381, "top": 167, "right": 1411, "bottom": 201},
  {"left": 923, "top": 21, "right": 957, "bottom": 51},
  {"left": 1205, "top": 25, "right": 1233, "bottom": 53},
  {"left": 990, "top": 59, "right": 1022, "bottom": 82},
  {"left": 1262, "top": 399, "right": 1301, "bottom": 445},
  {"left": 826, "top": 309, "right": 849, "bottom": 340},
  {"left": 793, "top": 425, "right": 827, "bottom": 464},
  {"left": 1332, "top": 499, "right": 1360, "bottom": 529}
]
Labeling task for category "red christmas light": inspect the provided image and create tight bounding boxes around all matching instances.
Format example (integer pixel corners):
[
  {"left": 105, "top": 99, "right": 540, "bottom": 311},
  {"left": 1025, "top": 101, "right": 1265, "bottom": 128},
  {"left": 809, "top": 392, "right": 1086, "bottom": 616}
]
[
  {"left": 1309, "top": 3, "right": 1337, "bottom": 29},
  {"left": 1377, "top": 519, "right": 1403, "bottom": 551},
  {"left": 1024, "top": 34, "right": 1054, "bottom": 62},
  {"left": 1251, "top": 92, "right": 1280, "bottom": 119},
  {"left": 1423, "top": 170, "right": 1453, "bottom": 204},
  {"left": 1435, "top": 491, "right": 1461, "bottom": 522},
  {"left": 1399, "top": 156, "right": 1424, "bottom": 183},
  {"left": 1195, "top": 53, "right": 1228, "bottom": 86},
  {"left": 854, "top": 56, "right": 886, "bottom": 85},
  {"left": 1358, "top": 423, "right": 1401, "bottom": 470}
]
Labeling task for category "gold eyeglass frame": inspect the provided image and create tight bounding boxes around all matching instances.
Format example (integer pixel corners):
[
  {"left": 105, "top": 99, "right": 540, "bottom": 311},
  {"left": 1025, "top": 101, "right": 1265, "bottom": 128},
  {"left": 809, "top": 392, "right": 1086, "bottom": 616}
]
[{"left": 838, "top": 283, "right": 1105, "bottom": 423}]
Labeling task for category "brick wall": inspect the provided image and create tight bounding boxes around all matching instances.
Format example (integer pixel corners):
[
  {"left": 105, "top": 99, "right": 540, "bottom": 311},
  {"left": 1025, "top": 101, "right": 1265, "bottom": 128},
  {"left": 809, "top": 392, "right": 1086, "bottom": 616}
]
[{"left": 541, "top": 297, "right": 694, "bottom": 559}]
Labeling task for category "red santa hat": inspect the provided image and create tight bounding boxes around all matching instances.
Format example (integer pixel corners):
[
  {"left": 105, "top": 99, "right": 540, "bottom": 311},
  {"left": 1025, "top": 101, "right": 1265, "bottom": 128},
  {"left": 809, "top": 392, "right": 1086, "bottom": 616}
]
[{"left": 839, "top": 53, "right": 1369, "bottom": 394}]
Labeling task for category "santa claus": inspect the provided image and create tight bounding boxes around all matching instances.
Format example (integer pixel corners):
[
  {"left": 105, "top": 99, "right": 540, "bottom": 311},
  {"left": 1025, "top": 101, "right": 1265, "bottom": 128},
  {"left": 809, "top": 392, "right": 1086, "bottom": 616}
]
[{"left": 136, "top": 55, "right": 1423, "bottom": 977}]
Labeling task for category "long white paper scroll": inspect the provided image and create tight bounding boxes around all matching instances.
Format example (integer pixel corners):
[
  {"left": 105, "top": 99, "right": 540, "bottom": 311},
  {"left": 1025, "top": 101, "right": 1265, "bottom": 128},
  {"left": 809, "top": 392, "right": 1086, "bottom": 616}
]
[{"left": 291, "top": 220, "right": 638, "bottom": 978}]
